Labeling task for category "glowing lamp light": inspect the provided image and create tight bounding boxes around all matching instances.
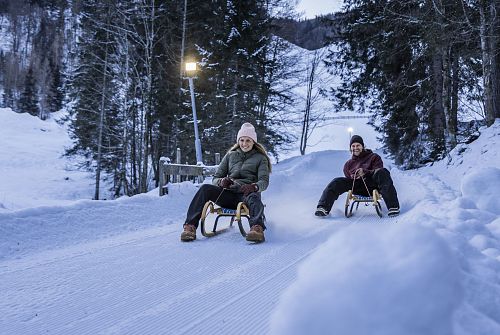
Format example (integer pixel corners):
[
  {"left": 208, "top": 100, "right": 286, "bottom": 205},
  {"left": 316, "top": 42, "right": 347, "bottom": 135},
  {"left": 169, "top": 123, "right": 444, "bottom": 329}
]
[{"left": 185, "top": 62, "right": 197, "bottom": 72}]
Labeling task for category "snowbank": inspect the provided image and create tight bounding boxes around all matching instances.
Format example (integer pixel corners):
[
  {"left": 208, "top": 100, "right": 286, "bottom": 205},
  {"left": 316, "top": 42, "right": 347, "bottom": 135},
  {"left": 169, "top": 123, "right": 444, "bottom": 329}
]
[
  {"left": 429, "top": 120, "right": 500, "bottom": 191},
  {"left": 460, "top": 167, "right": 500, "bottom": 215},
  {"left": 270, "top": 223, "right": 463, "bottom": 335}
]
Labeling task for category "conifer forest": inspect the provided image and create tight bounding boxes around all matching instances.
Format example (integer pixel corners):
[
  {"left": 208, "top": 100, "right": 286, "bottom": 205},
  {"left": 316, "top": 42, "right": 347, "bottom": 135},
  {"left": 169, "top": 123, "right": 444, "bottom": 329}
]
[{"left": 0, "top": 0, "right": 499, "bottom": 197}]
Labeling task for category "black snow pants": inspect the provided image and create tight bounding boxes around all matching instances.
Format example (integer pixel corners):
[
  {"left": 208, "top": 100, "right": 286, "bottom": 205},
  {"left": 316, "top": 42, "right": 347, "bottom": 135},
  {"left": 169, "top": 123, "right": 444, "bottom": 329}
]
[
  {"left": 184, "top": 184, "right": 266, "bottom": 229},
  {"left": 317, "top": 168, "right": 399, "bottom": 211}
]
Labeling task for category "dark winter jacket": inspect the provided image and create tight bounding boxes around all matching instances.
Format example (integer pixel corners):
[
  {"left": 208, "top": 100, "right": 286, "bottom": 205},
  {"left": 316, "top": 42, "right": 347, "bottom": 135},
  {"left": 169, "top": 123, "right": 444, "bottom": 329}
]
[
  {"left": 212, "top": 148, "right": 270, "bottom": 192},
  {"left": 343, "top": 149, "right": 383, "bottom": 179}
]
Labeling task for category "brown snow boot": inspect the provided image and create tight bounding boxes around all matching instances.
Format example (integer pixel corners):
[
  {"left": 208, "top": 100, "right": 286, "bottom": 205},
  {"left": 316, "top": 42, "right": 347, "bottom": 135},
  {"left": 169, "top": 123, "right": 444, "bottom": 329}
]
[
  {"left": 181, "top": 224, "right": 197, "bottom": 242},
  {"left": 246, "top": 224, "right": 265, "bottom": 243}
]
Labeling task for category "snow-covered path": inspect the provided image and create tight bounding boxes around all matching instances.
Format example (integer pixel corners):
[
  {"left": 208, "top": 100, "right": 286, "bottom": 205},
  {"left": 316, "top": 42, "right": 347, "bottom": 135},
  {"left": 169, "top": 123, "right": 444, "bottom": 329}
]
[
  {"left": 1, "top": 202, "right": 386, "bottom": 334},
  {"left": 1, "top": 222, "right": 324, "bottom": 334},
  {"left": 1, "top": 148, "right": 398, "bottom": 335}
]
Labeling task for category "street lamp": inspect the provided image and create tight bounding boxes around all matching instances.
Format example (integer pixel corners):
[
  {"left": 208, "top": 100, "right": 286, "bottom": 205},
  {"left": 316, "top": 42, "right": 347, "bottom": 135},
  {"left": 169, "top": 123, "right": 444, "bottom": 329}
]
[
  {"left": 185, "top": 61, "right": 203, "bottom": 165},
  {"left": 347, "top": 127, "right": 353, "bottom": 145}
]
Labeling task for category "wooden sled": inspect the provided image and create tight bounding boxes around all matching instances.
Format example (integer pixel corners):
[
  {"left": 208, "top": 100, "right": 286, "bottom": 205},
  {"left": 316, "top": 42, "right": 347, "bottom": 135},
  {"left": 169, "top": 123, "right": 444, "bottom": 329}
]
[
  {"left": 200, "top": 200, "right": 250, "bottom": 238},
  {"left": 345, "top": 189, "right": 383, "bottom": 218}
]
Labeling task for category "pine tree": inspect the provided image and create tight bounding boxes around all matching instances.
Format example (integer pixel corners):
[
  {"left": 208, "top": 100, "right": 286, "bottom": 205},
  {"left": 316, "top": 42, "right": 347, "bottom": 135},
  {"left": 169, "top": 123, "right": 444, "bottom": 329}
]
[
  {"left": 2, "top": 86, "right": 15, "bottom": 109},
  {"left": 181, "top": 0, "right": 298, "bottom": 161},
  {"left": 324, "top": 0, "right": 488, "bottom": 167},
  {"left": 47, "top": 59, "right": 64, "bottom": 112},
  {"left": 152, "top": 1, "right": 185, "bottom": 178},
  {"left": 19, "top": 66, "right": 39, "bottom": 116},
  {"left": 67, "top": 0, "right": 122, "bottom": 199}
]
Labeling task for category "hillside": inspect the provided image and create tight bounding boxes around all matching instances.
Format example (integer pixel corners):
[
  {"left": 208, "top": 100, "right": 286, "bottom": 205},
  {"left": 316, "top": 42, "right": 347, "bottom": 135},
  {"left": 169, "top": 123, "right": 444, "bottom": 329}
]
[
  {"left": 272, "top": 14, "right": 341, "bottom": 50},
  {"left": 0, "top": 108, "right": 96, "bottom": 211}
]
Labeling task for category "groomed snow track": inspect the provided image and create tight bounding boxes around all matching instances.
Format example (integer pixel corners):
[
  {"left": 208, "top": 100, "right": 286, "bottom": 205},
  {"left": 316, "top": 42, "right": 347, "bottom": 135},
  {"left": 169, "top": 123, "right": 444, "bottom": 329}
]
[{"left": 0, "top": 211, "right": 387, "bottom": 335}]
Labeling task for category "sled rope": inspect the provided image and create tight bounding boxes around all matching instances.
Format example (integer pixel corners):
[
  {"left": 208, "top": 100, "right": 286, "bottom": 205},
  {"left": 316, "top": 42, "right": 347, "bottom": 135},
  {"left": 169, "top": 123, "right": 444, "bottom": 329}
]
[
  {"left": 214, "top": 188, "right": 226, "bottom": 204},
  {"left": 351, "top": 168, "right": 371, "bottom": 196}
]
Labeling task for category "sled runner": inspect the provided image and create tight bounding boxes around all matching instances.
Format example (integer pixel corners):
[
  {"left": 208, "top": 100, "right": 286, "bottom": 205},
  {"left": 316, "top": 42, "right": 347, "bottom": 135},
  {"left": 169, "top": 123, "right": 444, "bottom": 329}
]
[
  {"left": 344, "top": 189, "right": 383, "bottom": 218},
  {"left": 344, "top": 168, "right": 383, "bottom": 218},
  {"left": 200, "top": 200, "right": 251, "bottom": 238}
]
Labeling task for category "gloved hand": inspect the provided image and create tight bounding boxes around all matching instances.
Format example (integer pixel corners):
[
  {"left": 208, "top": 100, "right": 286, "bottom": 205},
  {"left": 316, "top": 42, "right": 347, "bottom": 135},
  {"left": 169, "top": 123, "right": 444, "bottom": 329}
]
[
  {"left": 240, "top": 183, "right": 258, "bottom": 196},
  {"left": 352, "top": 168, "right": 365, "bottom": 179},
  {"left": 219, "top": 177, "right": 234, "bottom": 189}
]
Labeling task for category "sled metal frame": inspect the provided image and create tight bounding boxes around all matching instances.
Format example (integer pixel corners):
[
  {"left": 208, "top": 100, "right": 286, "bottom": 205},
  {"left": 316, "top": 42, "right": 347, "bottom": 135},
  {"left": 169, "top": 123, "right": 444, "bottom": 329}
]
[
  {"left": 200, "top": 200, "right": 250, "bottom": 238},
  {"left": 344, "top": 189, "right": 383, "bottom": 218}
]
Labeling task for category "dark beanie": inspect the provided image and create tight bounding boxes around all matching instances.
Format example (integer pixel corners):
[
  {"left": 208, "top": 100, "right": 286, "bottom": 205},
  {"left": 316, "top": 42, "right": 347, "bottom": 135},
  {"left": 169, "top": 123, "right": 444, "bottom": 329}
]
[{"left": 350, "top": 135, "right": 364, "bottom": 147}]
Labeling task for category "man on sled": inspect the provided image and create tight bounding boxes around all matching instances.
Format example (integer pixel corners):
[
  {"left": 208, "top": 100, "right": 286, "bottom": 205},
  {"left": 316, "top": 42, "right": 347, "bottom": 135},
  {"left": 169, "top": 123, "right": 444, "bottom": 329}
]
[{"left": 315, "top": 135, "right": 400, "bottom": 218}]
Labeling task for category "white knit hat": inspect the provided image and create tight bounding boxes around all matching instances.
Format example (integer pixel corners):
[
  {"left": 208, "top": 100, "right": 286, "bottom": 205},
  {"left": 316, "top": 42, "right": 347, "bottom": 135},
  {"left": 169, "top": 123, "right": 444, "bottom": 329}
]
[{"left": 237, "top": 122, "right": 257, "bottom": 143}]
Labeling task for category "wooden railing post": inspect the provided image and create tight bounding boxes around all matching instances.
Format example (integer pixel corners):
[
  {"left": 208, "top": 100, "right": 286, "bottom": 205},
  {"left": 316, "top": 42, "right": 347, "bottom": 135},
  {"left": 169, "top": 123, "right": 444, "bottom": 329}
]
[
  {"left": 159, "top": 157, "right": 171, "bottom": 196},
  {"left": 175, "top": 148, "right": 181, "bottom": 183}
]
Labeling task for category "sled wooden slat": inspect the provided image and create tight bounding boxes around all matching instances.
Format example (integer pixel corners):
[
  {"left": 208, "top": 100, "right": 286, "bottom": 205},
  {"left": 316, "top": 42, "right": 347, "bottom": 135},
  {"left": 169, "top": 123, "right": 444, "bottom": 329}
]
[{"left": 345, "top": 189, "right": 383, "bottom": 218}]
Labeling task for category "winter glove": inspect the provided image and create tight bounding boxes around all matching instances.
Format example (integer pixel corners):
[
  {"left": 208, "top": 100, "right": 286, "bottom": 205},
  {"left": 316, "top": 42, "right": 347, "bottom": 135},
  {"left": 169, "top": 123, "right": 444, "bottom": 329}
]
[
  {"left": 219, "top": 177, "right": 234, "bottom": 189},
  {"left": 352, "top": 168, "right": 365, "bottom": 179},
  {"left": 240, "top": 183, "right": 258, "bottom": 196}
]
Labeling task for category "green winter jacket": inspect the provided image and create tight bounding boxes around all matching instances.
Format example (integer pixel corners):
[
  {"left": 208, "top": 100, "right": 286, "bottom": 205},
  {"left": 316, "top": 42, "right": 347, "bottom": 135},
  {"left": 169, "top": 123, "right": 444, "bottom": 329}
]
[{"left": 212, "top": 148, "right": 270, "bottom": 192}]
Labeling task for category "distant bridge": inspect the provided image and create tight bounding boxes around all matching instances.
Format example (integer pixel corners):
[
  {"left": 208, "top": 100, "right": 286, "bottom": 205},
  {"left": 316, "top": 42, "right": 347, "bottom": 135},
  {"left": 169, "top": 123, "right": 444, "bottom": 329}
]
[{"left": 323, "top": 115, "right": 370, "bottom": 120}]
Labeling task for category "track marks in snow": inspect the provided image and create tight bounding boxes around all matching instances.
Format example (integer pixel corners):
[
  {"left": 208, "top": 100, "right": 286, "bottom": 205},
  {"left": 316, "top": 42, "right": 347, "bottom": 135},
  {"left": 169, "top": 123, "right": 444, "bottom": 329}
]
[
  {"left": 1, "top": 188, "right": 401, "bottom": 335},
  {"left": 1, "top": 222, "right": 343, "bottom": 335},
  {"left": 99, "top": 227, "right": 339, "bottom": 335}
]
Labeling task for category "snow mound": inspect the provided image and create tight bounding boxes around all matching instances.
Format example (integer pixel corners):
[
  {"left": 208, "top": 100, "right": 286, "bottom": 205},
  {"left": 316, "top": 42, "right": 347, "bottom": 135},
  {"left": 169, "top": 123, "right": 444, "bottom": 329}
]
[
  {"left": 270, "top": 223, "right": 463, "bottom": 335},
  {"left": 460, "top": 167, "right": 500, "bottom": 215},
  {"left": 430, "top": 120, "right": 500, "bottom": 190}
]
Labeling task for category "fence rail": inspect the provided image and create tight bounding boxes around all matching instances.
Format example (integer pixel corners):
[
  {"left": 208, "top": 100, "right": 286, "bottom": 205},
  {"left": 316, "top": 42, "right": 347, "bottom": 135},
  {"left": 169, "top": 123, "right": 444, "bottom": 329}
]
[{"left": 159, "top": 149, "right": 220, "bottom": 196}]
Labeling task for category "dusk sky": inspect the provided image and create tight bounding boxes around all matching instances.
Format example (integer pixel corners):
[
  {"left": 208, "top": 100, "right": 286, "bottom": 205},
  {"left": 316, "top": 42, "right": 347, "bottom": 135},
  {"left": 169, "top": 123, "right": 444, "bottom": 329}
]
[{"left": 296, "top": 0, "right": 344, "bottom": 19}]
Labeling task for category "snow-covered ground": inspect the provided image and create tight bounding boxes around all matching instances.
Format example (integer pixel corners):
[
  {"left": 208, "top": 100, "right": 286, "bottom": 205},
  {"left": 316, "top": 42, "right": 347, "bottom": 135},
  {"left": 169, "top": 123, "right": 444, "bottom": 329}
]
[
  {"left": 1, "top": 107, "right": 500, "bottom": 334},
  {"left": 0, "top": 109, "right": 96, "bottom": 211}
]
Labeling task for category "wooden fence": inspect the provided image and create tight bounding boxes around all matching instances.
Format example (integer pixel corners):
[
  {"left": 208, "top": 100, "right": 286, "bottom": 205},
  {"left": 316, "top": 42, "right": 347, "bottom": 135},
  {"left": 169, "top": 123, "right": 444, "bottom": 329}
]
[{"left": 159, "top": 149, "right": 220, "bottom": 196}]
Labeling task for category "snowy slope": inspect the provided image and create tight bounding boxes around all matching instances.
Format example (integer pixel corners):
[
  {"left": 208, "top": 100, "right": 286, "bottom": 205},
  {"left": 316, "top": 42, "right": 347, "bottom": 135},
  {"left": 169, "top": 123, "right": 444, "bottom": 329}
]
[
  {"left": 0, "top": 108, "right": 96, "bottom": 211},
  {"left": 1, "top": 106, "right": 500, "bottom": 334}
]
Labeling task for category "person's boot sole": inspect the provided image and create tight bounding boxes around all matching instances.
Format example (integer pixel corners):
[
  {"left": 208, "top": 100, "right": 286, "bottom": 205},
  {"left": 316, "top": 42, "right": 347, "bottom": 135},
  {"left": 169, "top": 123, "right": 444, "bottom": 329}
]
[
  {"left": 180, "top": 233, "right": 196, "bottom": 242},
  {"left": 246, "top": 232, "right": 265, "bottom": 243}
]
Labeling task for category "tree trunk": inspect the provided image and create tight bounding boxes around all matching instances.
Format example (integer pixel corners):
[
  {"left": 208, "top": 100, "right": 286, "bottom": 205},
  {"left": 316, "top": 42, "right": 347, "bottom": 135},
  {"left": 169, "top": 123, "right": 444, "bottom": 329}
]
[
  {"left": 431, "top": 49, "right": 446, "bottom": 158},
  {"left": 490, "top": 0, "right": 500, "bottom": 120},
  {"left": 442, "top": 45, "right": 456, "bottom": 151},
  {"left": 450, "top": 50, "right": 459, "bottom": 148},
  {"left": 119, "top": 25, "right": 131, "bottom": 197},
  {"left": 479, "top": 0, "right": 495, "bottom": 125},
  {"left": 140, "top": 0, "right": 156, "bottom": 193},
  {"left": 300, "top": 50, "right": 319, "bottom": 155},
  {"left": 94, "top": 13, "right": 111, "bottom": 200},
  {"left": 131, "top": 104, "right": 138, "bottom": 193}
]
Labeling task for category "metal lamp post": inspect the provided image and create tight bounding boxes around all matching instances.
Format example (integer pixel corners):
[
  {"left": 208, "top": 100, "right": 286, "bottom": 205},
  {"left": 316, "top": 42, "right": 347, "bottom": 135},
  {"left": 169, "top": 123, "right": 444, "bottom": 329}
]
[
  {"left": 185, "top": 62, "right": 203, "bottom": 165},
  {"left": 347, "top": 127, "right": 353, "bottom": 146}
]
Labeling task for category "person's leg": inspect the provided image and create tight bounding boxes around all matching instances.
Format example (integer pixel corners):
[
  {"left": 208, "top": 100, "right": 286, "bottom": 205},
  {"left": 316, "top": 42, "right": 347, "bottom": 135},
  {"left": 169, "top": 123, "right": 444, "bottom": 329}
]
[
  {"left": 352, "top": 178, "right": 373, "bottom": 196},
  {"left": 372, "top": 168, "right": 400, "bottom": 210},
  {"left": 244, "top": 192, "right": 265, "bottom": 229},
  {"left": 215, "top": 190, "right": 242, "bottom": 210},
  {"left": 184, "top": 184, "right": 239, "bottom": 228},
  {"left": 244, "top": 192, "right": 266, "bottom": 242},
  {"left": 317, "top": 177, "right": 352, "bottom": 213}
]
